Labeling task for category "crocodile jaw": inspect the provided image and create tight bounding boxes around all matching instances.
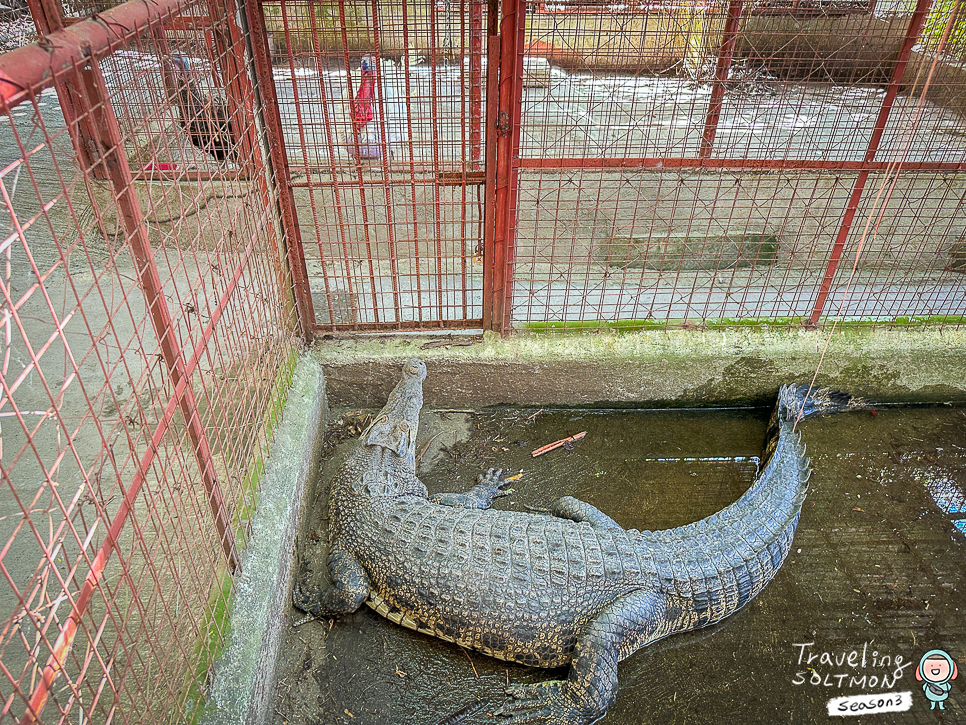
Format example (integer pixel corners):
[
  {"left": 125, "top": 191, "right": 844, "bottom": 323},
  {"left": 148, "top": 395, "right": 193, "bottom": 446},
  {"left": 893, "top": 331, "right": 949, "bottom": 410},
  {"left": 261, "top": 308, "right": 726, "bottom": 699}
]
[{"left": 364, "top": 358, "right": 427, "bottom": 468}]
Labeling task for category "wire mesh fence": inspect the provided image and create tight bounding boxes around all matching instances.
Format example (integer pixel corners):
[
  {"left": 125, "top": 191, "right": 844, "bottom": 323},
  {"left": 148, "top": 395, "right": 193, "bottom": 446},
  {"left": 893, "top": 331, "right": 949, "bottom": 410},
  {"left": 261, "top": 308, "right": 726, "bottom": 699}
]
[
  {"left": 257, "top": 0, "right": 966, "bottom": 333},
  {"left": 507, "top": 0, "right": 966, "bottom": 331},
  {"left": 0, "top": 0, "right": 299, "bottom": 721},
  {"left": 258, "top": 0, "right": 490, "bottom": 331},
  {"left": 512, "top": 168, "right": 966, "bottom": 327}
]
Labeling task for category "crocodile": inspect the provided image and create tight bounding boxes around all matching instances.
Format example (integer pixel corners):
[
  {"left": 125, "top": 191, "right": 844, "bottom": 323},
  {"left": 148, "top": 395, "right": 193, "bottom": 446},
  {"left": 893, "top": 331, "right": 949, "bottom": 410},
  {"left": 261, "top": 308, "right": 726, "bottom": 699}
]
[{"left": 294, "top": 359, "right": 865, "bottom": 724}]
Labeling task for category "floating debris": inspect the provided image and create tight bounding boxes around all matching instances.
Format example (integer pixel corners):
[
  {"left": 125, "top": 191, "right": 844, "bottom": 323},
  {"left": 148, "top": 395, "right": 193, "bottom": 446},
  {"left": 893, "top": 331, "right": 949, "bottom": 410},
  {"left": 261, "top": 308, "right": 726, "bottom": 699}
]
[{"left": 531, "top": 431, "right": 587, "bottom": 457}]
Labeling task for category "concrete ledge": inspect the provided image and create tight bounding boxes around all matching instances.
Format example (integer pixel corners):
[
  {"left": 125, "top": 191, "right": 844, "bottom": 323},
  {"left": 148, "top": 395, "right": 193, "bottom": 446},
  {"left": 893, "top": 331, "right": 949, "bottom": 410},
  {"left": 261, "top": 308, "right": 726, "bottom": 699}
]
[
  {"left": 311, "top": 328, "right": 966, "bottom": 408},
  {"left": 202, "top": 356, "right": 327, "bottom": 725}
]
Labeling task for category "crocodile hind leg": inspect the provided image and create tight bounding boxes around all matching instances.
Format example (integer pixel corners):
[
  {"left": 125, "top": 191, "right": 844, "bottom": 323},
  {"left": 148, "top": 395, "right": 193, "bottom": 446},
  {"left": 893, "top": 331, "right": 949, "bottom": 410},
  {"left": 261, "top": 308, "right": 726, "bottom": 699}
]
[
  {"left": 498, "top": 589, "right": 668, "bottom": 725},
  {"left": 431, "top": 468, "right": 511, "bottom": 509},
  {"left": 293, "top": 541, "right": 370, "bottom": 618},
  {"left": 550, "top": 496, "right": 623, "bottom": 530}
]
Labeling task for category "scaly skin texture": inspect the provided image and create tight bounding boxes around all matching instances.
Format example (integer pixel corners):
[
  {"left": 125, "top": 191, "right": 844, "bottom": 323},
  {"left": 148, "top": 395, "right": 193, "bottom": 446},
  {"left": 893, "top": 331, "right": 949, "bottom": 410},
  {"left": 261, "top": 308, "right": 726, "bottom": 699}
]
[{"left": 294, "top": 360, "right": 863, "bottom": 724}]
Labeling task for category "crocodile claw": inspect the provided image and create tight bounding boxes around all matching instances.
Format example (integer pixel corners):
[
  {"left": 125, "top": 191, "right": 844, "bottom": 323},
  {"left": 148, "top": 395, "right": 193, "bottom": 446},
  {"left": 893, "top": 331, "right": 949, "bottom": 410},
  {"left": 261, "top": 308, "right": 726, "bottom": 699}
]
[
  {"left": 479, "top": 467, "right": 506, "bottom": 484},
  {"left": 480, "top": 467, "right": 513, "bottom": 496},
  {"left": 497, "top": 681, "right": 602, "bottom": 725},
  {"left": 291, "top": 579, "right": 321, "bottom": 617},
  {"left": 433, "top": 468, "right": 514, "bottom": 509}
]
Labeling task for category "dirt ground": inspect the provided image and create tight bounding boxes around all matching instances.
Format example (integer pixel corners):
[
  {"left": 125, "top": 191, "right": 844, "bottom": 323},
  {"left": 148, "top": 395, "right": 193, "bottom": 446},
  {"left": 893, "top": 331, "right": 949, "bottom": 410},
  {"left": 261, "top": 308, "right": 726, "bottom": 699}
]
[{"left": 273, "top": 399, "right": 966, "bottom": 725}]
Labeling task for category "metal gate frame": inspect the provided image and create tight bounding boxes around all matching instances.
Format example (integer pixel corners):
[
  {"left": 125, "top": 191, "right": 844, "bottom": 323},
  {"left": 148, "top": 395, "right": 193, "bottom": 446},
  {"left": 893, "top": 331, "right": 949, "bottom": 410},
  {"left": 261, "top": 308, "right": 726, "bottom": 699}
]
[
  {"left": 256, "top": 0, "right": 964, "bottom": 337},
  {"left": 250, "top": 0, "right": 497, "bottom": 336},
  {"left": 497, "top": 0, "right": 960, "bottom": 335}
]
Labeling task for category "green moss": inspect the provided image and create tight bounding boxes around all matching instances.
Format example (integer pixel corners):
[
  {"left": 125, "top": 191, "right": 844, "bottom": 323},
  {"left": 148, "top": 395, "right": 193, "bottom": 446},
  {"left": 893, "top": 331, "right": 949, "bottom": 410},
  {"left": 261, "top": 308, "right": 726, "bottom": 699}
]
[
  {"left": 523, "top": 315, "right": 966, "bottom": 335},
  {"left": 179, "top": 349, "right": 300, "bottom": 721},
  {"left": 181, "top": 572, "right": 234, "bottom": 724},
  {"left": 231, "top": 348, "right": 299, "bottom": 546}
]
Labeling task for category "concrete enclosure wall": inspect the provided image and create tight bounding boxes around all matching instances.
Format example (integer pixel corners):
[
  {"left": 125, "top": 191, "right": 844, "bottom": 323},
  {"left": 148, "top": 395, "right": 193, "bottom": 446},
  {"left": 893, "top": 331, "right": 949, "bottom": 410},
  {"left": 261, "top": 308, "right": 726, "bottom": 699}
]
[{"left": 311, "top": 328, "right": 966, "bottom": 409}]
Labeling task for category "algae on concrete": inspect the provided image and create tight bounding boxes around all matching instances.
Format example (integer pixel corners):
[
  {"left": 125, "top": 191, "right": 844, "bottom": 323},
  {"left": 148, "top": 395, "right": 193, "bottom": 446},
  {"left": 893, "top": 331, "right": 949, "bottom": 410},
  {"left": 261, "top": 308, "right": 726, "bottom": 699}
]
[
  {"left": 309, "top": 327, "right": 966, "bottom": 407},
  {"left": 201, "top": 357, "right": 326, "bottom": 725}
]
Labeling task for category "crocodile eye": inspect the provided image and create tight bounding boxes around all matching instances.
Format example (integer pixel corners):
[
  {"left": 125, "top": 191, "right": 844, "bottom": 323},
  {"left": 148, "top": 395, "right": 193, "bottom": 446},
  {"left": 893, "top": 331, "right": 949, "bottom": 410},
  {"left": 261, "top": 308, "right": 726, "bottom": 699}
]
[{"left": 398, "top": 421, "right": 410, "bottom": 432}]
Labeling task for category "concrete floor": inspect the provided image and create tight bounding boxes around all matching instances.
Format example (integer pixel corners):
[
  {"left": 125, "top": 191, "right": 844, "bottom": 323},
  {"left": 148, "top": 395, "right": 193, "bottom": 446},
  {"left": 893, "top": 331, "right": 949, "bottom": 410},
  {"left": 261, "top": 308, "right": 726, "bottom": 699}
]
[{"left": 274, "top": 396, "right": 966, "bottom": 724}]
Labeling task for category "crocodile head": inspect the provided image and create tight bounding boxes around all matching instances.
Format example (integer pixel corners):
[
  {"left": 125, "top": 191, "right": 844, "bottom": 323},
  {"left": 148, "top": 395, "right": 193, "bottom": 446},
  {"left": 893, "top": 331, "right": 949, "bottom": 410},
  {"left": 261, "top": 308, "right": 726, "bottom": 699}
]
[{"left": 363, "top": 358, "right": 427, "bottom": 469}]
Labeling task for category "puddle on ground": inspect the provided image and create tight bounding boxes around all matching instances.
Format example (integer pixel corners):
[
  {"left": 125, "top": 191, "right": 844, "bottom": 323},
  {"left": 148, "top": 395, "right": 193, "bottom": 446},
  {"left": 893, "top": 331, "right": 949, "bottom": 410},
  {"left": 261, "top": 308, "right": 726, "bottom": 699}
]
[{"left": 274, "top": 404, "right": 966, "bottom": 725}]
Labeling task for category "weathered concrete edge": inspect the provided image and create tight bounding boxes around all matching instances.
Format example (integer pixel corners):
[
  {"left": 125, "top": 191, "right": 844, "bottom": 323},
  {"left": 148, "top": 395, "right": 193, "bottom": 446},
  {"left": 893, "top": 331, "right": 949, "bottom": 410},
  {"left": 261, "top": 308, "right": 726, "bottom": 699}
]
[
  {"left": 196, "top": 355, "right": 325, "bottom": 725},
  {"left": 246, "top": 356, "right": 327, "bottom": 725},
  {"left": 311, "top": 328, "right": 966, "bottom": 408}
]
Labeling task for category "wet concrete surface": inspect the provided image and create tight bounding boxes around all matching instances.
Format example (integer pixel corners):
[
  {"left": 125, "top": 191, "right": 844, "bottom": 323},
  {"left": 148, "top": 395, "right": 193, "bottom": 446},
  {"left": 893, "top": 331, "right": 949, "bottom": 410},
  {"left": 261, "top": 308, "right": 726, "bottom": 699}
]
[{"left": 275, "top": 401, "right": 966, "bottom": 724}]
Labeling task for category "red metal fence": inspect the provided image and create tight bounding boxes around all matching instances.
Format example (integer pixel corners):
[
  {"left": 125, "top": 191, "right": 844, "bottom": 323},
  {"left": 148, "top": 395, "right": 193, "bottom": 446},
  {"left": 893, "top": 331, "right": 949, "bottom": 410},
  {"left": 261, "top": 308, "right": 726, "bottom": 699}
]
[
  {"left": 261, "top": 0, "right": 966, "bottom": 333},
  {"left": 503, "top": 0, "right": 966, "bottom": 332},
  {"left": 253, "top": 0, "right": 493, "bottom": 332},
  {"left": 0, "top": 0, "right": 299, "bottom": 721}
]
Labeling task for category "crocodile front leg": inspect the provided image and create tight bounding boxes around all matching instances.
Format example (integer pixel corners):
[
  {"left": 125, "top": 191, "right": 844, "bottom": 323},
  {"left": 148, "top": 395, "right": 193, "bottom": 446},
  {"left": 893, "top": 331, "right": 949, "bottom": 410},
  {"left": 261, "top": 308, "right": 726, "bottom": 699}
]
[
  {"left": 431, "top": 468, "right": 511, "bottom": 509},
  {"left": 498, "top": 588, "right": 669, "bottom": 725},
  {"left": 550, "top": 496, "right": 622, "bottom": 530},
  {"left": 293, "top": 541, "right": 371, "bottom": 618}
]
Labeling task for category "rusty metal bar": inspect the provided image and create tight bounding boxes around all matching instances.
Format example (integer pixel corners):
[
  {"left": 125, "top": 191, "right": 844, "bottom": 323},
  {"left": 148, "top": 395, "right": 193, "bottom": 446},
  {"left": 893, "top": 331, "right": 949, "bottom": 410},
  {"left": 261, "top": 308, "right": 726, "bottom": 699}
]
[
  {"left": 808, "top": 0, "right": 934, "bottom": 326},
  {"left": 502, "top": 2, "right": 526, "bottom": 335},
  {"left": 244, "top": 0, "right": 316, "bottom": 339},
  {"left": 338, "top": 0, "right": 383, "bottom": 326},
  {"left": 470, "top": 0, "right": 485, "bottom": 171},
  {"left": 700, "top": 0, "right": 744, "bottom": 158},
  {"left": 0, "top": 0, "right": 187, "bottom": 107},
  {"left": 428, "top": 0, "right": 447, "bottom": 327},
  {"left": 482, "top": 0, "right": 501, "bottom": 331},
  {"left": 25, "top": 0, "right": 66, "bottom": 35},
  {"left": 488, "top": 0, "right": 525, "bottom": 333},
  {"left": 517, "top": 158, "right": 966, "bottom": 172},
  {"left": 219, "top": 0, "right": 314, "bottom": 344},
  {"left": 311, "top": 0, "right": 361, "bottom": 331},
  {"left": 204, "top": 0, "right": 260, "bottom": 172},
  {"left": 370, "top": 1, "right": 404, "bottom": 327}
]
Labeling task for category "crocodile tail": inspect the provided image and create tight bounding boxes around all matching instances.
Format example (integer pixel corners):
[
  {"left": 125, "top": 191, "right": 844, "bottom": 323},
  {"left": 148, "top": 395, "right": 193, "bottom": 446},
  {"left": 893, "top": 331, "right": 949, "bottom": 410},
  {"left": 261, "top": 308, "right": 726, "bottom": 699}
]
[
  {"left": 659, "top": 384, "right": 868, "bottom": 631},
  {"left": 777, "top": 384, "right": 868, "bottom": 423},
  {"left": 762, "top": 384, "right": 868, "bottom": 469}
]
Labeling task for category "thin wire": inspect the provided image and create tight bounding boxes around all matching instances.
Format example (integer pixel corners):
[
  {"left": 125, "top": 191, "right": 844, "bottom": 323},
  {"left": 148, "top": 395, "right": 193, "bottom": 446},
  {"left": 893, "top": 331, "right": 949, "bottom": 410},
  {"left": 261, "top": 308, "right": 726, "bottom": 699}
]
[{"left": 796, "top": 0, "right": 963, "bottom": 430}]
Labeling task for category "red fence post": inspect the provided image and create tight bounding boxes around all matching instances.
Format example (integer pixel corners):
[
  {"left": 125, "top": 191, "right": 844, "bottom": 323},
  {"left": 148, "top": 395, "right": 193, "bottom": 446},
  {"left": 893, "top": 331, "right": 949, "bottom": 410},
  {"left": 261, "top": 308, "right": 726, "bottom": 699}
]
[
  {"left": 485, "top": 0, "right": 525, "bottom": 333},
  {"left": 469, "top": 0, "right": 485, "bottom": 171},
  {"left": 808, "top": 0, "right": 934, "bottom": 325},
  {"left": 482, "top": 0, "right": 501, "bottom": 330},
  {"left": 203, "top": 0, "right": 261, "bottom": 174},
  {"left": 700, "top": 0, "right": 744, "bottom": 158}
]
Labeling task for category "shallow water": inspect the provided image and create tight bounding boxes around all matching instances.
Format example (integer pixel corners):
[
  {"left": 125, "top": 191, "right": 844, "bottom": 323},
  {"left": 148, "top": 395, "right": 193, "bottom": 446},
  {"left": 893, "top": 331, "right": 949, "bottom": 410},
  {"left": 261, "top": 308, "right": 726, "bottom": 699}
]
[{"left": 275, "top": 404, "right": 966, "bottom": 724}]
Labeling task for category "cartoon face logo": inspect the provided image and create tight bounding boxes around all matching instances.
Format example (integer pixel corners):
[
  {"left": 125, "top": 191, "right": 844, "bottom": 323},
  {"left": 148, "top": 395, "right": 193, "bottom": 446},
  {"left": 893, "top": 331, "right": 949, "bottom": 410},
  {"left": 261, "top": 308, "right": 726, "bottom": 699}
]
[{"left": 916, "top": 649, "right": 958, "bottom": 710}]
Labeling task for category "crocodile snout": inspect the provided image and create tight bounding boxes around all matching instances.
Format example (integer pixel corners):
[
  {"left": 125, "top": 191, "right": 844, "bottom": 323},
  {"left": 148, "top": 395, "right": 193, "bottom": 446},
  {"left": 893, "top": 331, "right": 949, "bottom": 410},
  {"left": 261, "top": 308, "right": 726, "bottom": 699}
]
[{"left": 405, "top": 358, "right": 427, "bottom": 381}]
